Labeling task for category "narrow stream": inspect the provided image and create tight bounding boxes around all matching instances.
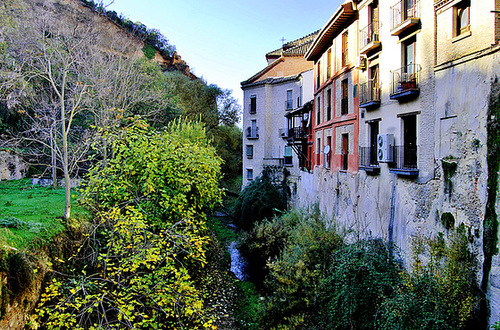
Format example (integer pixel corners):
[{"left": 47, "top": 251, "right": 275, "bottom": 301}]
[{"left": 228, "top": 241, "right": 248, "bottom": 281}]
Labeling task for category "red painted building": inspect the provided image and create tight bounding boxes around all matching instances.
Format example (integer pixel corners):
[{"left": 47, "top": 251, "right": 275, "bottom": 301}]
[{"left": 305, "top": 1, "right": 359, "bottom": 174}]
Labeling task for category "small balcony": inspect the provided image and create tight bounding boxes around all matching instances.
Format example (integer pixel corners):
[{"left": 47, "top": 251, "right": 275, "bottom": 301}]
[
  {"left": 359, "top": 79, "right": 381, "bottom": 109},
  {"left": 359, "top": 146, "right": 380, "bottom": 174},
  {"left": 263, "top": 157, "right": 284, "bottom": 167},
  {"left": 390, "top": 0, "right": 420, "bottom": 36},
  {"left": 389, "top": 145, "right": 419, "bottom": 176},
  {"left": 359, "top": 21, "right": 381, "bottom": 54},
  {"left": 390, "top": 64, "right": 421, "bottom": 101},
  {"left": 246, "top": 126, "right": 259, "bottom": 139}
]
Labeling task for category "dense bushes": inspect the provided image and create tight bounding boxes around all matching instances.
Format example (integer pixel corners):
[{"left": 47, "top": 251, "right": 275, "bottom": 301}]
[
  {"left": 238, "top": 207, "right": 482, "bottom": 330},
  {"left": 36, "top": 119, "right": 223, "bottom": 329},
  {"left": 232, "top": 168, "right": 288, "bottom": 230}
]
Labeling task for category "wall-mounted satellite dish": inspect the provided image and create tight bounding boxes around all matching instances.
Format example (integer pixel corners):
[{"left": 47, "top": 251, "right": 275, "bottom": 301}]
[{"left": 323, "top": 145, "right": 331, "bottom": 154}]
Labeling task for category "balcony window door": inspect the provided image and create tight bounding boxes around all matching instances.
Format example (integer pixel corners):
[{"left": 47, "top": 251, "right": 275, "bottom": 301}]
[
  {"left": 370, "top": 65, "right": 380, "bottom": 101},
  {"left": 341, "top": 134, "right": 349, "bottom": 171},
  {"left": 403, "top": 115, "right": 417, "bottom": 168},
  {"left": 404, "top": 0, "right": 416, "bottom": 20},
  {"left": 370, "top": 1, "right": 379, "bottom": 40},
  {"left": 342, "top": 31, "right": 349, "bottom": 67},
  {"left": 341, "top": 79, "right": 348, "bottom": 115},
  {"left": 404, "top": 38, "right": 416, "bottom": 75},
  {"left": 326, "top": 89, "right": 332, "bottom": 121},
  {"left": 369, "top": 121, "right": 379, "bottom": 165}
]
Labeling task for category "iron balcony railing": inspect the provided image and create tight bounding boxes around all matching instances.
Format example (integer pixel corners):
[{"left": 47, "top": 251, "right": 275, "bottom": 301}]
[
  {"left": 391, "top": 145, "right": 418, "bottom": 170},
  {"left": 263, "top": 157, "right": 284, "bottom": 167},
  {"left": 390, "top": 64, "right": 422, "bottom": 96},
  {"left": 359, "top": 21, "right": 380, "bottom": 50},
  {"left": 287, "top": 127, "right": 308, "bottom": 140},
  {"left": 391, "top": 0, "right": 420, "bottom": 31},
  {"left": 359, "top": 146, "right": 379, "bottom": 167},
  {"left": 246, "top": 126, "right": 259, "bottom": 139},
  {"left": 359, "top": 79, "right": 381, "bottom": 106}
]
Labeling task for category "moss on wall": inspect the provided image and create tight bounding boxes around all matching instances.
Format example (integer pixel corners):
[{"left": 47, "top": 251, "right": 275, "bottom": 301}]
[{"left": 483, "top": 76, "right": 500, "bottom": 292}]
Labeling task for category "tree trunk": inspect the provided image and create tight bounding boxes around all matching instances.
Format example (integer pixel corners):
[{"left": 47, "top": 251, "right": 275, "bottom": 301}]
[{"left": 51, "top": 127, "right": 57, "bottom": 189}]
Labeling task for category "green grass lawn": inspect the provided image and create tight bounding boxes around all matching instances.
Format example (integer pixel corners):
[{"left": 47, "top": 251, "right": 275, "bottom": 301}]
[{"left": 0, "top": 179, "right": 90, "bottom": 250}]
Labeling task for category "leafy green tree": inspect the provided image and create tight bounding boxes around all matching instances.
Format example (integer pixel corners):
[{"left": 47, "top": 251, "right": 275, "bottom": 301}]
[
  {"left": 232, "top": 168, "right": 288, "bottom": 230},
  {"left": 37, "top": 118, "right": 223, "bottom": 329},
  {"left": 318, "top": 239, "right": 403, "bottom": 330}
]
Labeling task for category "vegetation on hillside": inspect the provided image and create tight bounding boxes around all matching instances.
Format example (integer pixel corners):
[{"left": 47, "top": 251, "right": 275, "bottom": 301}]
[
  {"left": 235, "top": 206, "right": 482, "bottom": 330},
  {"left": 37, "top": 119, "right": 223, "bottom": 329}
]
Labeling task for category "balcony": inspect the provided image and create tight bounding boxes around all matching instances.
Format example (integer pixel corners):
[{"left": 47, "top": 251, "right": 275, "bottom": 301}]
[
  {"left": 390, "top": 64, "right": 421, "bottom": 101},
  {"left": 263, "top": 157, "right": 284, "bottom": 167},
  {"left": 359, "top": 146, "right": 380, "bottom": 174},
  {"left": 359, "top": 21, "right": 381, "bottom": 54},
  {"left": 389, "top": 145, "right": 419, "bottom": 176},
  {"left": 359, "top": 79, "right": 381, "bottom": 109},
  {"left": 390, "top": 0, "right": 420, "bottom": 36},
  {"left": 246, "top": 126, "right": 259, "bottom": 139}
]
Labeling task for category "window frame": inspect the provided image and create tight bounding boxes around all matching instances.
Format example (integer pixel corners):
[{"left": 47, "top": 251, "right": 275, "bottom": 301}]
[
  {"left": 342, "top": 31, "right": 349, "bottom": 67},
  {"left": 247, "top": 168, "right": 254, "bottom": 181},
  {"left": 341, "top": 79, "right": 349, "bottom": 116},
  {"left": 454, "top": 0, "right": 470, "bottom": 37},
  {"left": 246, "top": 145, "right": 254, "bottom": 159},
  {"left": 250, "top": 95, "right": 257, "bottom": 114}
]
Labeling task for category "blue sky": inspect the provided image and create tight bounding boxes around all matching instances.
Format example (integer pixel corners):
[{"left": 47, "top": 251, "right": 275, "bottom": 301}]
[{"left": 107, "top": 0, "right": 343, "bottom": 108}]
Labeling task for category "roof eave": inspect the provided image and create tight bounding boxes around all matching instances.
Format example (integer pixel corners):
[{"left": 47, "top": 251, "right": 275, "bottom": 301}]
[{"left": 305, "top": 1, "right": 357, "bottom": 62}]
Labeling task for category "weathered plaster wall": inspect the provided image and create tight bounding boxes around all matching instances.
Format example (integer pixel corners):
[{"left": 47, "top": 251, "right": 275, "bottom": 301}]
[{"left": 0, "top": 151, "right": 26, "bottom": 181}]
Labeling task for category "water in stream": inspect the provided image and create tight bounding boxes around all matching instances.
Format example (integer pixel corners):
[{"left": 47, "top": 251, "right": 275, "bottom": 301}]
[{"left": 228, "top": 241, "right": 248, "bottom": 281}]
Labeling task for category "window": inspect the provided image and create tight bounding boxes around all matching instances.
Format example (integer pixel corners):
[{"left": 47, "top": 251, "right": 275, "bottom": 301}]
[
  {"left": 403, "top": 115, "right": 417, "bottom": 168},
  {"left": 341, "top": 133, "right": 349, "bottom": 171},
  {"left": 404, "top": 0, "right": 417, "bottom": 20},
  {"left": 247, "top": 169, "right": 254, "bottom": 181},
  {"left": 284, "top": 146, "right": 293, "bottom": 166},
  {"left": 403, "top": 37, "right": 416, "bottom": 75},
  {"left": 250, "top": 95, "right": 256, "bottom": 114},
  {"left": 326, "top": 89, "right": 332, "bottom": 121},
  {"left": 325, "top": 136, "right": 332, "bottom": 169},
  {"left": 342, "top": 31, "right": 349, "bottom": 67},
  {"left": 316, "top": 95, "right": 321, "bottom": 125},
  {"left": 316, "top": 61, "right": 321, "bottom": 89},
  {"left": 341, "top": 79, "right": 348, "bottom": 115},
  {"left": 370, "top": 1, "right": 380, "bottom": 40},
  {"left": 286, "top": 90, "right": 293, "bottom": 110},
  {"left": 370, "top": 64, "right": 380, "bottom": 101},
  {"left": 455, "top": 1, "right": 470, "bottom": 36},
  {"left": 316, "top": 137, "right": 321, "bottom": 165},
  {"left": 327, "top": 49, "right": 331, "bottom": 79},
  {"left": 369, "top": 121, "right": 379, "bottom": 165},
  {"left": 246, "top": 145, "right": 254, "bottom": 159}
]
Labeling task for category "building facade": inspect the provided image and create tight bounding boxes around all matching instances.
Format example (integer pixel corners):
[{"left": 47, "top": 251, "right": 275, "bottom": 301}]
[
  {"left": 305, "top": 1, "right": 360, "bottom": 174},
  {"left": 241, "top": 33, "right": 316, "bottom": 188},
  {"left": 290, "top": 0, "right": 500, "bottom": 325}
]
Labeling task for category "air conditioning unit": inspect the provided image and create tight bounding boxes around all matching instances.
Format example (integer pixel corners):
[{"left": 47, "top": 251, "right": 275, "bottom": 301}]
[
  {"left": 355, "top": 56, "right": 367, "bottom": 70},
  {"left": 377, "top": 134, "right": 394, "bottom": 163},
  {"left": 279, "top": 128, "right": 288, "bottom": 137}
]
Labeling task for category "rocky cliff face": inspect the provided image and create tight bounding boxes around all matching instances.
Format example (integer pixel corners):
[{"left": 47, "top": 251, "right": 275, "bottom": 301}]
[{"left": 7, "top": 0, "right": 195, "bottom": 79}]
